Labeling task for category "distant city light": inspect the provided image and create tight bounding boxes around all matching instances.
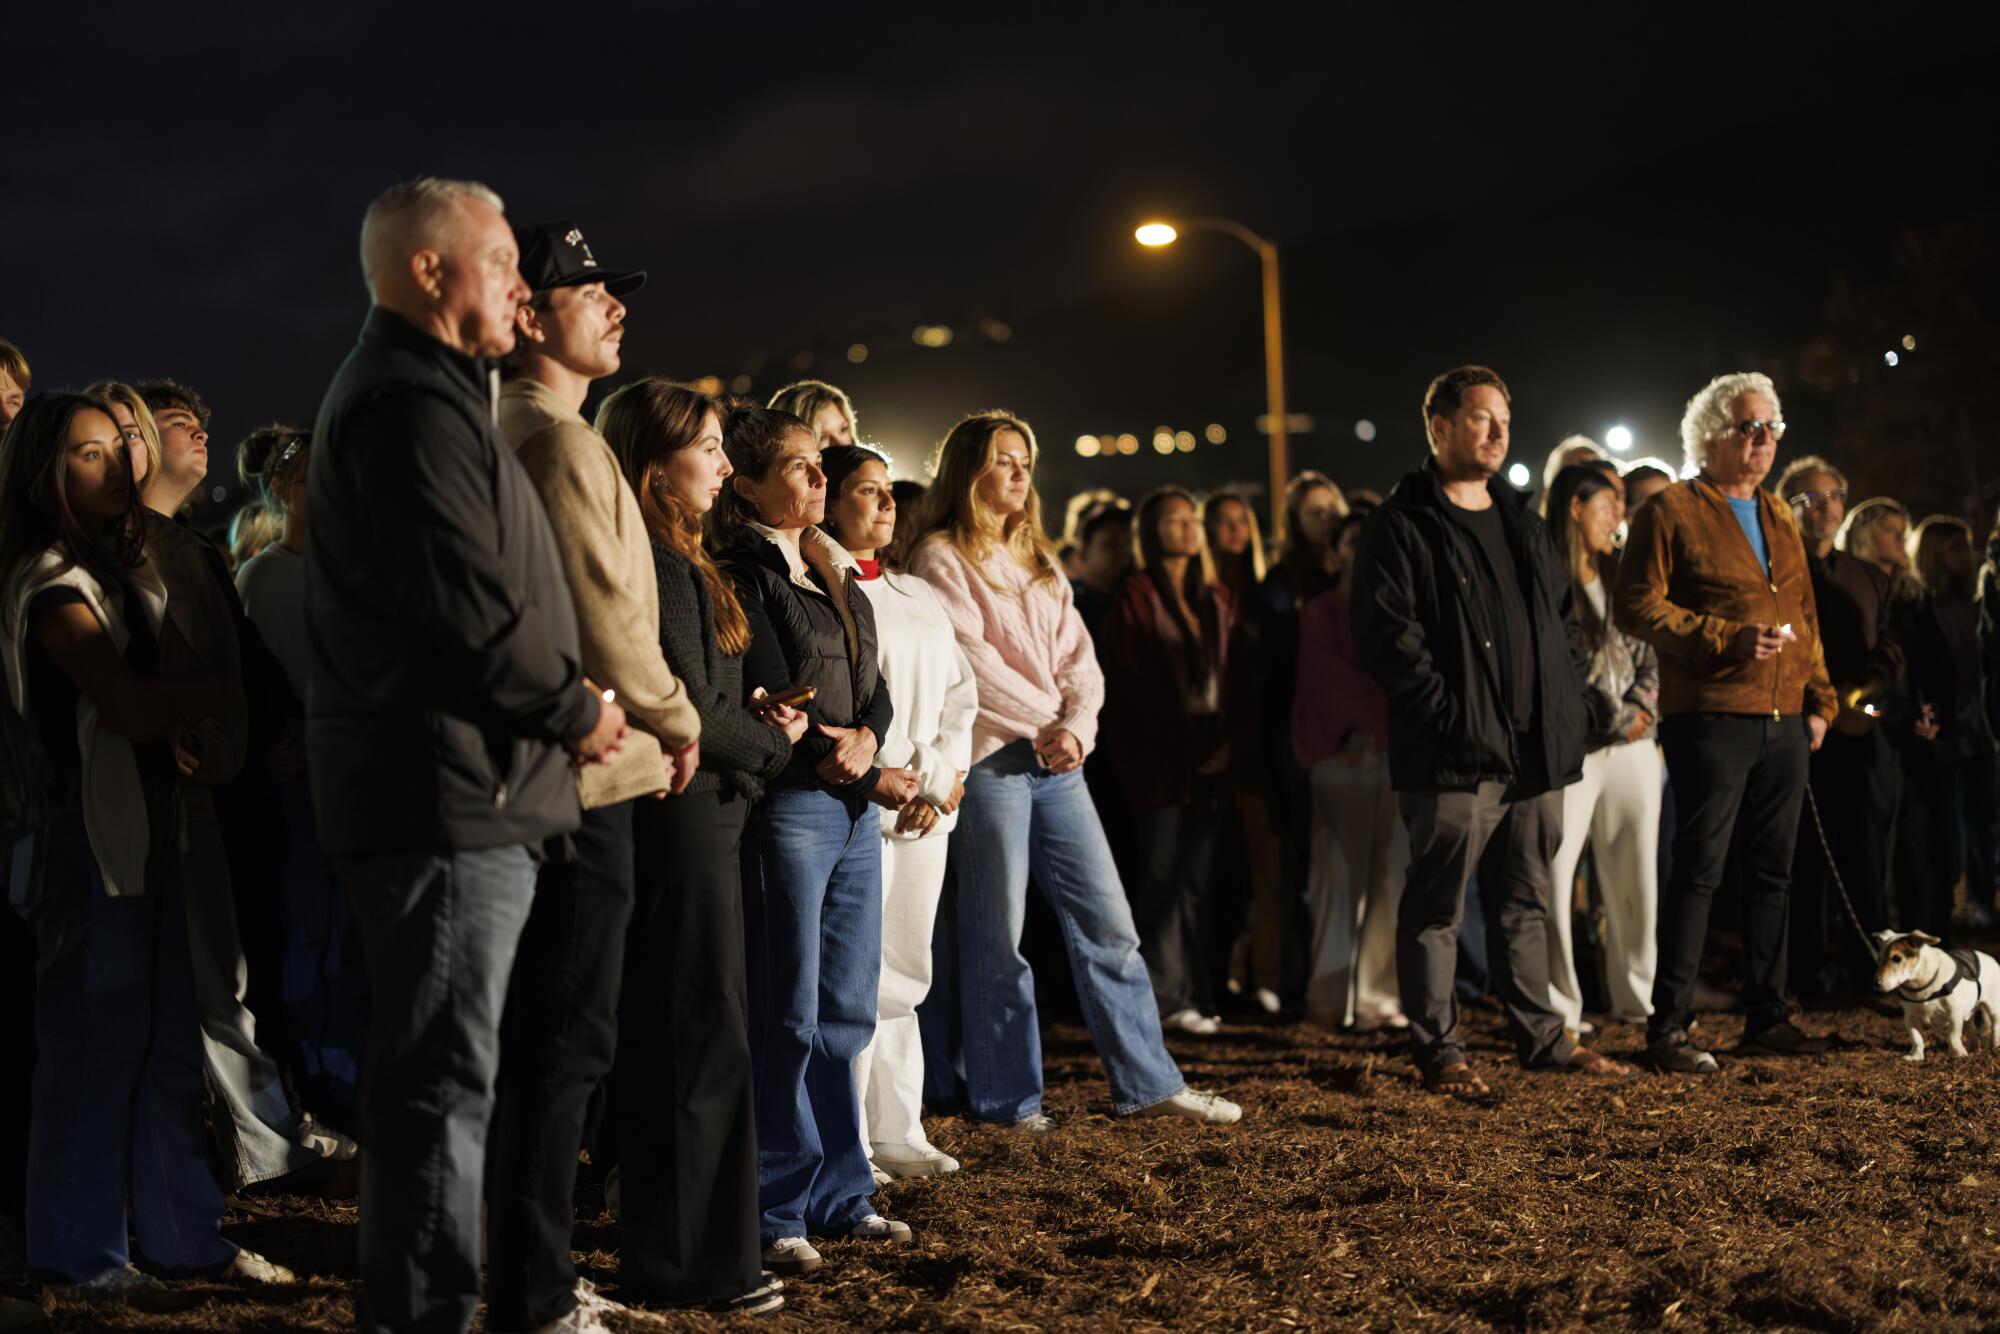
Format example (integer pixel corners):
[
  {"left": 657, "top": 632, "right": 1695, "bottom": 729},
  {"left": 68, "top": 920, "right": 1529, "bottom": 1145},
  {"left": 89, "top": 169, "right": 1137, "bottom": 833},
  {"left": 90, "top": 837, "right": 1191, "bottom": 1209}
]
[
  {"left": 1135, "top": 222, "right": 1178, "bottom": 247},
  {"left": 1354, "top": 419, "right": 1377, "bottom": 443},
  {"left": 846, "top": 343, "right": 869, "bottom": 363},
  {"left": 1074, "top": 434, "right": 1101, "bottom": 458},
  {"left": 1883, "top": 350, "right": 1900, "bottom": 367},
  {"left": 1152, "top": 429, "right": 1176, "bottom": 455},
  {"left": 978, "top": 317, "right": 1013, "bottom": 343},
  {"left": 1506, "top": 463, "right": 1531, "bottom": 488},
  {"left": 1099, "top": 435, "right": 1118, "bottom": 455},
  {"left": 1174, "top": 430, "right": 1196, "bottom": 452},
  {"left": 1605, "top": 425, "right": 1634, "bottom": 453},
  {"left": 1204, "top": 422, "right": 1228, "bottom": 445},
  {"left": 1901, "top": 333, "right": 1917, "bottom": 350},
  {"left": 730, "top": 374, "right": 753, "bottom": 394},
  {"left": 912, "top": 325, "right": 954, "bottom": 348},
  {"left": 1115, "top": 433, "right": 1139, "bottom": 455}
]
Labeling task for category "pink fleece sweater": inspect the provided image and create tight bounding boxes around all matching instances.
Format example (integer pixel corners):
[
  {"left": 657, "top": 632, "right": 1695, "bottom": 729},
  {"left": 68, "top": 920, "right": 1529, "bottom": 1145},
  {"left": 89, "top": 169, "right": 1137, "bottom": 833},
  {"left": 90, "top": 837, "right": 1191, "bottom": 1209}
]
[{"left": 907, "top": 535, "right": 1104, "bottom": 766}]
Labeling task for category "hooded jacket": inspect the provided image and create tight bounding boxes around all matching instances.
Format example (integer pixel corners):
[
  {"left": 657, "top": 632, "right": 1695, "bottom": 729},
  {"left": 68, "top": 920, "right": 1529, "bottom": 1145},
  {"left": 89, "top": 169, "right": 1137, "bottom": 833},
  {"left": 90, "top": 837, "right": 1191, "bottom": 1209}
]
[
  {"left": 1350, "top": 464, "right": 1600, "bottom": 795},
  {"left": 306, "top": 307, "right": 598, "bottom": 855}
]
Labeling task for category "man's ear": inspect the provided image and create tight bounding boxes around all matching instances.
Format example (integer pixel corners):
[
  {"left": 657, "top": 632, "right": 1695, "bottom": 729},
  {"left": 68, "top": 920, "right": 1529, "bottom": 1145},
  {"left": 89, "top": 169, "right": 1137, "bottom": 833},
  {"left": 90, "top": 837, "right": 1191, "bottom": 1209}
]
[
  {"left": 410, "top": 249, "right": 444, "bottom": 300},
  {"left": 514, "top": 302, "right": 546, "bottom": 346}
]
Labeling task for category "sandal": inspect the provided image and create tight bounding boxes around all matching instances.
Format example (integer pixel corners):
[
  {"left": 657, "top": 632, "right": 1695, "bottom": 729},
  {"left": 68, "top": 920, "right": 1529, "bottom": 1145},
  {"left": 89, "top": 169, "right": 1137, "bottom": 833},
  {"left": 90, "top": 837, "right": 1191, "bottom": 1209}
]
[
  {"left": 1421, "top": 1062, "right": 1491, "bottom": 1097},
  {"left": 1563, "top": 1047, "right": 1633, "bottom": 1077}
]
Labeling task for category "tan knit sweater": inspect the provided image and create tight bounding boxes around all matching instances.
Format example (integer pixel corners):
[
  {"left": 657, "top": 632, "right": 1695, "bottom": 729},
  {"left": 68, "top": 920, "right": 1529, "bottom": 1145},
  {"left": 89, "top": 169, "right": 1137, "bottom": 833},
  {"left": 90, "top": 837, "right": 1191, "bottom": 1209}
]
[{"left": 500, "top": 378, "right": 700, "bottom": 808}]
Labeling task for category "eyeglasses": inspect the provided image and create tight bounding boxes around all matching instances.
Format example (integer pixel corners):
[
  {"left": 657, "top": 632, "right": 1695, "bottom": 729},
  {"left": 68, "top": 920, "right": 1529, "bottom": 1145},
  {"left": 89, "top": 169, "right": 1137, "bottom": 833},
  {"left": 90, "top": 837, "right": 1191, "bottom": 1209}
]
[
  {"left": 1731, "top": 418, "right": 1787, "bottom": 441},
  {"left": 1788, "top": 487, "right": 1847, "bottom": 510}
]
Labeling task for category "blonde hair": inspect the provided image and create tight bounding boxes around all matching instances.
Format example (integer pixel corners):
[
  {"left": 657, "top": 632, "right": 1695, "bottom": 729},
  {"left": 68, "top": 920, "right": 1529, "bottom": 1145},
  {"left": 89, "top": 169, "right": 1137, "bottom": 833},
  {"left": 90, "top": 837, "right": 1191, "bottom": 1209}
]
[
  {"left": 767, "top": 379, "right": 858, "bottom": 444},
  {"left": 82, "top": 381, "right": 163, "bottom": 483},
  {"left": 228, "top": 501, "right": 284, "bottom": 570},
  {"left": 912, "top": 410, "right": 1060, "bottom": 586}
]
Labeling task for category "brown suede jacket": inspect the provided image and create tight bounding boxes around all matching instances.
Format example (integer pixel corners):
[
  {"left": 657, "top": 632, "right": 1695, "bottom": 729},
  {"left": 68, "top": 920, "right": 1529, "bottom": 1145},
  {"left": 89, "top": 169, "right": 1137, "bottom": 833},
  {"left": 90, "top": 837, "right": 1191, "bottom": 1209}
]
[{"left": 1612, "top": 477, "right": 1838, "bottom": 723}]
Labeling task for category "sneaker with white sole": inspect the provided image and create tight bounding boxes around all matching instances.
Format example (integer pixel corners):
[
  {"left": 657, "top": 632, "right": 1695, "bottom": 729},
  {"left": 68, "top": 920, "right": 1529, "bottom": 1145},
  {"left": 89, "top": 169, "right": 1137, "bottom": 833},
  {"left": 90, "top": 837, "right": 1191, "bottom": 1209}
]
[
  {"left": 1007, "top": 1112, "right": 1057, "bottom": 1132},
  {"left": 871, "top": 1142, "right": 960, "bottom": 1178},
  {"left": 1132, "top": 1088, "right": 1242, "bottom": 1125},
  {"left": 1252, "top": 988, "right": 1282, "bottom": 1015},
  {"left": 761, "top": 1237, "right": 823, "bottom": 1275},
  {"left": 1163, "top": 1008, "right": 1222, "bottom": 1036},
  {"left": 695, "top": 1272, "right": 785, "bottom": 1316},
  {"left": 870, "top": 1163, "right": 893, "bottom": 1187},
  {"left": 217, "top": 1249, "right": 296, "bottom": 1285},
  {"left": 296, "top": 1113, "right": 359, "bottom": 1162},
  {"left": 847, "top": 1214, "right": 913, "bottom": 1243},
  {"left": 571, "top": 1277, "right": 624, "bottom": 1317}
]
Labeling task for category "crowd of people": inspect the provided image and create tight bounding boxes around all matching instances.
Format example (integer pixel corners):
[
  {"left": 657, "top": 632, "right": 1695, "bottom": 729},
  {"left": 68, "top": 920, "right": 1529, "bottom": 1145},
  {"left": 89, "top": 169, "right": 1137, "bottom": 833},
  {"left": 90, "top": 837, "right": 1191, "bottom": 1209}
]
[{"left": 0, "top": 176, "right": 1996, "bottom": 1332}]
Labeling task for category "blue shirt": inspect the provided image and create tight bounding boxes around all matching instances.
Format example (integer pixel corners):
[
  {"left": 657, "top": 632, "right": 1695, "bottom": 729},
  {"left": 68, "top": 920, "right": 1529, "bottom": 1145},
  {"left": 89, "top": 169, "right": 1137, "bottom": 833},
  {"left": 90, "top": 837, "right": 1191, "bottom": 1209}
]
[{"left": 1728, "top": 496, "right": 1769, "bottom": 573}]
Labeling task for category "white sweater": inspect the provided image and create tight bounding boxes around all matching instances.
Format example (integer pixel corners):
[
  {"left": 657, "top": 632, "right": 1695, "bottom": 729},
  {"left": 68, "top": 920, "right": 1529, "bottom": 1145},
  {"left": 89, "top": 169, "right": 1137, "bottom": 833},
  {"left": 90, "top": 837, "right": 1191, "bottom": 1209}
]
[{"left": 853, "top": 570, "right": 978, "bottom": 839}]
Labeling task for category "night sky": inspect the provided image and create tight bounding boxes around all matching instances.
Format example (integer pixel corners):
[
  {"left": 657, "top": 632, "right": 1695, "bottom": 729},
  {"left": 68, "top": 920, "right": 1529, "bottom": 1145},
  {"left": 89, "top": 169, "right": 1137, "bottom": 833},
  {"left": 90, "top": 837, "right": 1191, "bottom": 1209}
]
[{"left": 7, "top": 6, "right": 1996, "bottom": 528}]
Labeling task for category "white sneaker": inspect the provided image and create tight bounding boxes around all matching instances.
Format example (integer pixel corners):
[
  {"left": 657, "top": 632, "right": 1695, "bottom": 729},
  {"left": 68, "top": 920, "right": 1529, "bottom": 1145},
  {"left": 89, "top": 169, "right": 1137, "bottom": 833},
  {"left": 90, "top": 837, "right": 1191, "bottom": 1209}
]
[
  {"left": 871, "top": 1142, "right": 960, "bottom": 1178},
  {"left": 1163, "top": 1008, "right": 1221, "bottom": 1036},
  {"left": 761, "top": 1237, "right": 823, "bottom": 1275},
  {"left": 218, "top": 1249, "right": 296, "bottom": 1284},
  {"left": 531, "top": 1304, "right": 612, "bottom": 1334},
  {"left": 1008, "top": 1112, "right": 1058, "bottom": 1132},
  {"left": 847, "top": 1214, "right": 914, "bottom": 1243},
  {"left": 870, "top": 1163, "right": 893, "bottom": 1187},
  {"left": 1132, "top": 1088, "right": 1242, "bottom": 1125},
  {"left": 1252, "top": 988, "right": 1282, "bottom": 1015}
]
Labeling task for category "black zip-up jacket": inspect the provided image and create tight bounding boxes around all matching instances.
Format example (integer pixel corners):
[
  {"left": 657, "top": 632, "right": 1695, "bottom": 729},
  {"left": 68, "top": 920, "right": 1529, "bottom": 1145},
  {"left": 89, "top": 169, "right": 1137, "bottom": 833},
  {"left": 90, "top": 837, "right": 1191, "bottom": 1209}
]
[
  {"left": 651, "top": 541, "right": 791, "bottom": 802},
  {"left": 1350, "top": 464, "right": 1601, "bottom": 795},
  {"left": 721, "top": 526, "right": 891, "bottom": 817},
  {"left": 305, "top": 307, "right": 598, "bottom": 855}
]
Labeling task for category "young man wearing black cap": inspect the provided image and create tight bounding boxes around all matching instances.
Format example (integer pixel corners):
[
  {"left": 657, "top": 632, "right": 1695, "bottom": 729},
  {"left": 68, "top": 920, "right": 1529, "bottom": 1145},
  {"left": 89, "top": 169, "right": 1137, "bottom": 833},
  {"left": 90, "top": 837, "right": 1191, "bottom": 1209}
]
[{"left": 486, "top": 221, "right": 775, "bottom": 1326}]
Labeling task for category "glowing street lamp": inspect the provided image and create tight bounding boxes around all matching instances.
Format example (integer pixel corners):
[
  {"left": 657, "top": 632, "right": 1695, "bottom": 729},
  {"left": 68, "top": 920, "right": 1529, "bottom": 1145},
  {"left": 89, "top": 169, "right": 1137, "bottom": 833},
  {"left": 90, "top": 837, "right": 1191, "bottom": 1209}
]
[
  {"left": 1134, "top": 216, "right": 1290, "bottom": 508},
  {"left": 1605, "top": 424, "right": 1634, "bottom": 453}
]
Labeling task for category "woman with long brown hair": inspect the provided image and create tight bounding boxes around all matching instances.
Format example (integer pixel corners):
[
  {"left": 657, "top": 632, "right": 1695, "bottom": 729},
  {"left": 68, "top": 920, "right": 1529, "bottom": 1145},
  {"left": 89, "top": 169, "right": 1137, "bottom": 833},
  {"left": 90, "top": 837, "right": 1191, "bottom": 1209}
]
[
  {"left": 906, "top": 412, "right": 1241, "bottom": 1130},
  {"left": 1101, "top": 487, "right": 1231, "bottom": 1033},
  {"left": 596, "top": 379, "right": 804, "bottom": 1314}
]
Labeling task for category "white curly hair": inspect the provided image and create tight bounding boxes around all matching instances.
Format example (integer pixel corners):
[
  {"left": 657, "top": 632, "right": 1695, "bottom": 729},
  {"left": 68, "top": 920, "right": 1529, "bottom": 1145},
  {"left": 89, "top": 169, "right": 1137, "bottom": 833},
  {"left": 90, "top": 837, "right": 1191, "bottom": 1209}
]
[{"left": 1679, "top": 371, "right": 1780, "bottom": 474}]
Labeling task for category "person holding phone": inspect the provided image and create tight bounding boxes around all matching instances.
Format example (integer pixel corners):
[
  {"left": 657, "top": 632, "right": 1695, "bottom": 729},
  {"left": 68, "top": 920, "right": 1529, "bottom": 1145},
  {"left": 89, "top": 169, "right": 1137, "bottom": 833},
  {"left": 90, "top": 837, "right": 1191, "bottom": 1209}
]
[
  {"left": 906, "top": 412, "right": 1241, "bottom": 1131},
  {"left": 713, "top": 403, "right": 914, "bottom": 1275}
]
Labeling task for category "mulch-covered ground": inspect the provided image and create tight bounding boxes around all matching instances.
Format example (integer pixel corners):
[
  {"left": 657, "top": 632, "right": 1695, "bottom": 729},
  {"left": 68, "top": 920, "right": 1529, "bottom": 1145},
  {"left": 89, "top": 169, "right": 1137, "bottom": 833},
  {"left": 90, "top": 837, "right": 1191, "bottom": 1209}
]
[{"left": 32, "top": 977, "right": 2000, "bottom": 1332}]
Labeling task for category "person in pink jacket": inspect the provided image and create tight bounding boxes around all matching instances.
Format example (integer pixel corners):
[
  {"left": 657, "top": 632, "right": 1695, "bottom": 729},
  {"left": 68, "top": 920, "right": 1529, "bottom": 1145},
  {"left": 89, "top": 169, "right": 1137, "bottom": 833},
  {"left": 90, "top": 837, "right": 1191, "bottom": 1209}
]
[{"left": 905, "top": 411, "right": 1241, "bottom": 1130}]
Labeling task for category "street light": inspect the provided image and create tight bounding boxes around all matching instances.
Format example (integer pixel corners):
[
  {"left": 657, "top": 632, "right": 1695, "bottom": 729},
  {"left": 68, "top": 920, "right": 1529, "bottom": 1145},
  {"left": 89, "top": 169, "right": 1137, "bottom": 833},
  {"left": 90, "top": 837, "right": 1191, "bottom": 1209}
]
[{"left": 1135, "top": 216, "right": 1290, "bottom": 509}]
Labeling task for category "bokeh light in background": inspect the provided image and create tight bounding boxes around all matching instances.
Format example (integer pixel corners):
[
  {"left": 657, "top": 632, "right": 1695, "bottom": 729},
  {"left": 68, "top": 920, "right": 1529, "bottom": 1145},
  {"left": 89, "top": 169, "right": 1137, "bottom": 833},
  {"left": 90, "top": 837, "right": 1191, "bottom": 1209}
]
[
  {"left": 1204, "top": 423, "right": 1228, "bottom": 445},
  {"left": 1507, "top": 463, "right": 1531, "bottom": 488},
  {"left": 1354, "top": 419, "right": 1377, "bottom": 442},
  {"left": 1605, "top": 424, "right": 1634, "bottom": 452}
]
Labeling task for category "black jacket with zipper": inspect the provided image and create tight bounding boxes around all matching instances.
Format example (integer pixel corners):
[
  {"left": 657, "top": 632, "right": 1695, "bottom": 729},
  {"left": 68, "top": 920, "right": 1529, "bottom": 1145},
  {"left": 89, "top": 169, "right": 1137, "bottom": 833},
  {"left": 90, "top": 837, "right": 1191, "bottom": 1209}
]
[
  {"left": 305, "top": 307, "right": 598, "bottom": 855},
  {"left": 721, "top": 527, "right": 892, "bottom": 817},
  {"left": 1349, "top": 464, "right": 1601, "bottom": 795}
]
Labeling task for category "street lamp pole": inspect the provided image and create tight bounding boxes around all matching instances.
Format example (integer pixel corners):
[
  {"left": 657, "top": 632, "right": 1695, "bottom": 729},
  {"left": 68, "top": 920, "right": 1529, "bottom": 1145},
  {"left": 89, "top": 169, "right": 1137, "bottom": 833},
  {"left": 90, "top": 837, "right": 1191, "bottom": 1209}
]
[{"left": 1136, "top": 216, "right": 1289, "bottom": 512}]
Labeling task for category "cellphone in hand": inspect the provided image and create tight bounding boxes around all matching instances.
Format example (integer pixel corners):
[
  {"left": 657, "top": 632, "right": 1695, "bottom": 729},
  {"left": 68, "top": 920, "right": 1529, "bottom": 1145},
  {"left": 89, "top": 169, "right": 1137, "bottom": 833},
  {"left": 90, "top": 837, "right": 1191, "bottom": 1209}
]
[{"left": 762, "top": 684, "right": 817, "bottom": 710}]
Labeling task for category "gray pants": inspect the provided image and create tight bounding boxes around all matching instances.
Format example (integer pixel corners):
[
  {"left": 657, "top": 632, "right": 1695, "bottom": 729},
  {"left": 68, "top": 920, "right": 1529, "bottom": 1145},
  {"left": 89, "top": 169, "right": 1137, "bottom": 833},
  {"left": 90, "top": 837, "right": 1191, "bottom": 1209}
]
[
  {"left": 339, "top": 844, "right": 536, "bottom": 1334},
  {"left": 1396, "top": 783, "right": 1576, "bottom": 1075}
]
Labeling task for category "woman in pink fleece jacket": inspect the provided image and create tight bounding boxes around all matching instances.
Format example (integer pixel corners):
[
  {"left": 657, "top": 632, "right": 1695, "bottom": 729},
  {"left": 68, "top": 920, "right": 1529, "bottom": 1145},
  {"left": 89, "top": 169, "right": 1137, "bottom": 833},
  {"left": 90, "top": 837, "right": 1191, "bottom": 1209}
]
[{"left": 905, "top": 411, "right": 1241, "bottom": 1130}]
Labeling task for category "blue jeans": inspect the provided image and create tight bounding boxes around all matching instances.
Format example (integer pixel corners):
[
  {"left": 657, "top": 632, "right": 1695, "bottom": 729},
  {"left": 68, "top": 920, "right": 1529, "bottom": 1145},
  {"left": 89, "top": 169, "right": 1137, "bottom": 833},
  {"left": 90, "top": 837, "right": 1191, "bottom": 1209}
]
[
  {"left": 740, "top": 787, "right": 881, "bottom": 1242},
  {"left": 339, "top": 844, "right": 536, "bottom": 1334},
  {"left": 953, "top": 741, "right": 1186, "bottom": 1120},
  {"left": 24, "top": 810, "right": 237, "bottom": 1282}
]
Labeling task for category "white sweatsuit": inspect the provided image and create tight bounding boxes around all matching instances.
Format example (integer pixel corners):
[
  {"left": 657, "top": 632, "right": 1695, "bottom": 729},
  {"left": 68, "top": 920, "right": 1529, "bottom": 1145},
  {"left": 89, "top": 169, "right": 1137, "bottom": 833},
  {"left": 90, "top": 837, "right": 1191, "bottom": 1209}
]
[{"left": 849, "top": 570, "right": 978, "bottom": 1152}]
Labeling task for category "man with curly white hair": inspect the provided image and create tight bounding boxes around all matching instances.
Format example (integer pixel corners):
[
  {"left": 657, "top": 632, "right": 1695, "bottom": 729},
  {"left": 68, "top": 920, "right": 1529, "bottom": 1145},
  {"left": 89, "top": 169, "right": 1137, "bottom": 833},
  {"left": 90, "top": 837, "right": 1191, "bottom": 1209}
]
[{"left": 1613, "top": 371, "right": 1838, "bottom": 1074}]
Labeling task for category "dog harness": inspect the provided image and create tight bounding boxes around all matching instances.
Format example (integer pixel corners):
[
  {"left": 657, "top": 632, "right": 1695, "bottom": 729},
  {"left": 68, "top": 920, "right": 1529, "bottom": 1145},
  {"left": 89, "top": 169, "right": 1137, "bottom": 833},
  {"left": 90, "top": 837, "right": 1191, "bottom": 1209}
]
[{"left": 1902, "top": 949, "right": 1984, "bottom": 1005}]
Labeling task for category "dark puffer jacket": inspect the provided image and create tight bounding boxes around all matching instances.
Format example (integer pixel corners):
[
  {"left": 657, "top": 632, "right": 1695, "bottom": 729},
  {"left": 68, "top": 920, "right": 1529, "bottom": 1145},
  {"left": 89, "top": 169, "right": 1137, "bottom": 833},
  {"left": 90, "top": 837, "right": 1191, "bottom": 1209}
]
[
  {"left": 721, "top": 525, "right": 891, "bottom": 815},
  {"left": 1350, "top": 464, "right": 1601, "bottom": 795}
]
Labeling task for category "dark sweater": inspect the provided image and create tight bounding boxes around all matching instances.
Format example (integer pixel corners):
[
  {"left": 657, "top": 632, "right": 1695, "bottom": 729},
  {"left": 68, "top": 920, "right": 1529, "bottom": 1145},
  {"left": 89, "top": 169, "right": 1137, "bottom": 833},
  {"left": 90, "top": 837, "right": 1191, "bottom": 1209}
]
[{"left": 651, "top": 541, "right": 790, "bottom": 801}]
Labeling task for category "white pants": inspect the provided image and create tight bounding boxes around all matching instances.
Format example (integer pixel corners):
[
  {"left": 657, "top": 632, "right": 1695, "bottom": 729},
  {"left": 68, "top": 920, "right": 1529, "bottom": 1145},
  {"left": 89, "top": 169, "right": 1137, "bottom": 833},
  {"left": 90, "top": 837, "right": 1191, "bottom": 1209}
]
[
  {"left": 1545, "top": 740, "right": 1662, "bottom": 1029},
  {"left": 853, "top": 831, "right": 951, "bottom": 1152},
  {"left": 1305, "top": 749, "right": 1407, "bottom": 1026}
]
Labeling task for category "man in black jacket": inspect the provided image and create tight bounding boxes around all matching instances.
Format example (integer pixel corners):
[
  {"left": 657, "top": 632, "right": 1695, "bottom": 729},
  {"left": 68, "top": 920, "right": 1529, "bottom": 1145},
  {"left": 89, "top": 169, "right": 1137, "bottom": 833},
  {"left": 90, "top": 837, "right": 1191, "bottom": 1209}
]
[
  {"left": 1352, "top": 365, "right": 1626, "bottom": 1095},
  {"left": 307, "top": 177, "right": 627, "bottom": 1334}
]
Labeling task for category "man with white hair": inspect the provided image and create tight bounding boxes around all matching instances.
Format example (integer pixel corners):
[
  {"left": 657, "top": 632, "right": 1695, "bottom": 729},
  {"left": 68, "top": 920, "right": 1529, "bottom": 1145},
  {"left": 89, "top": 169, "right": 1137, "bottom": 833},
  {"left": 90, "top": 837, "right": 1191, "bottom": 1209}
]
[
  {"left": 1614, "top": 372, "right": 1838, "bottom": 1074},
  {"left": 308, "top": 178, "right": 629, "bottom": 1334}
]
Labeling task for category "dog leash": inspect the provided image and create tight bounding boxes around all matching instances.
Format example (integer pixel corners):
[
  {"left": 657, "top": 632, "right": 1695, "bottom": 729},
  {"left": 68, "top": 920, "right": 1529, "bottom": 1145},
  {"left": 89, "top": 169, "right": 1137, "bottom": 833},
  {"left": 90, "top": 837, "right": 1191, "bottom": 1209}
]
[{"left": 1802, "top": 782, "right": 1881, "bottom": 957}]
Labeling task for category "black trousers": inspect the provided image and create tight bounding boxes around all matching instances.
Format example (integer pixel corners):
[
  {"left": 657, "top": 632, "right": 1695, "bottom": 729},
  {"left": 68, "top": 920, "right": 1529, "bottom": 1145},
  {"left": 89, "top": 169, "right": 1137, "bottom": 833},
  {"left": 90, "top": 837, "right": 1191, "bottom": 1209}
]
[
  {"left": 0, "top": 904, "right": 33, "bottom": 1278},
  {"left": 1127, "top": 780, "right": 1224, "bottom": 1016},
  {"left": 1790, "top": 724, "right": 1898, "bottom": 994},
  {"left": 603, "top": 790, "right": 762, "bottom": 1304},
  {"left": 1653, "top": 714, "right": 1809, "bottom": 1039},
  {"left": 485, "top": 800, "right": 636, "bottom": 1331},
  {"left": 1895, "top": 746, "right": 1984, "bottom": 941}
]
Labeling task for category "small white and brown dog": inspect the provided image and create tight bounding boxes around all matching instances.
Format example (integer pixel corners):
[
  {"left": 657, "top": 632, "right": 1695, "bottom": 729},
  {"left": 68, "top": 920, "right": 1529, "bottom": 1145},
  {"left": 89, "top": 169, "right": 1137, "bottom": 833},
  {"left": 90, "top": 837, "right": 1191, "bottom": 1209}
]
[{"left": 1873, "top": 930, "right": 2000, "bottom": 1062}]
